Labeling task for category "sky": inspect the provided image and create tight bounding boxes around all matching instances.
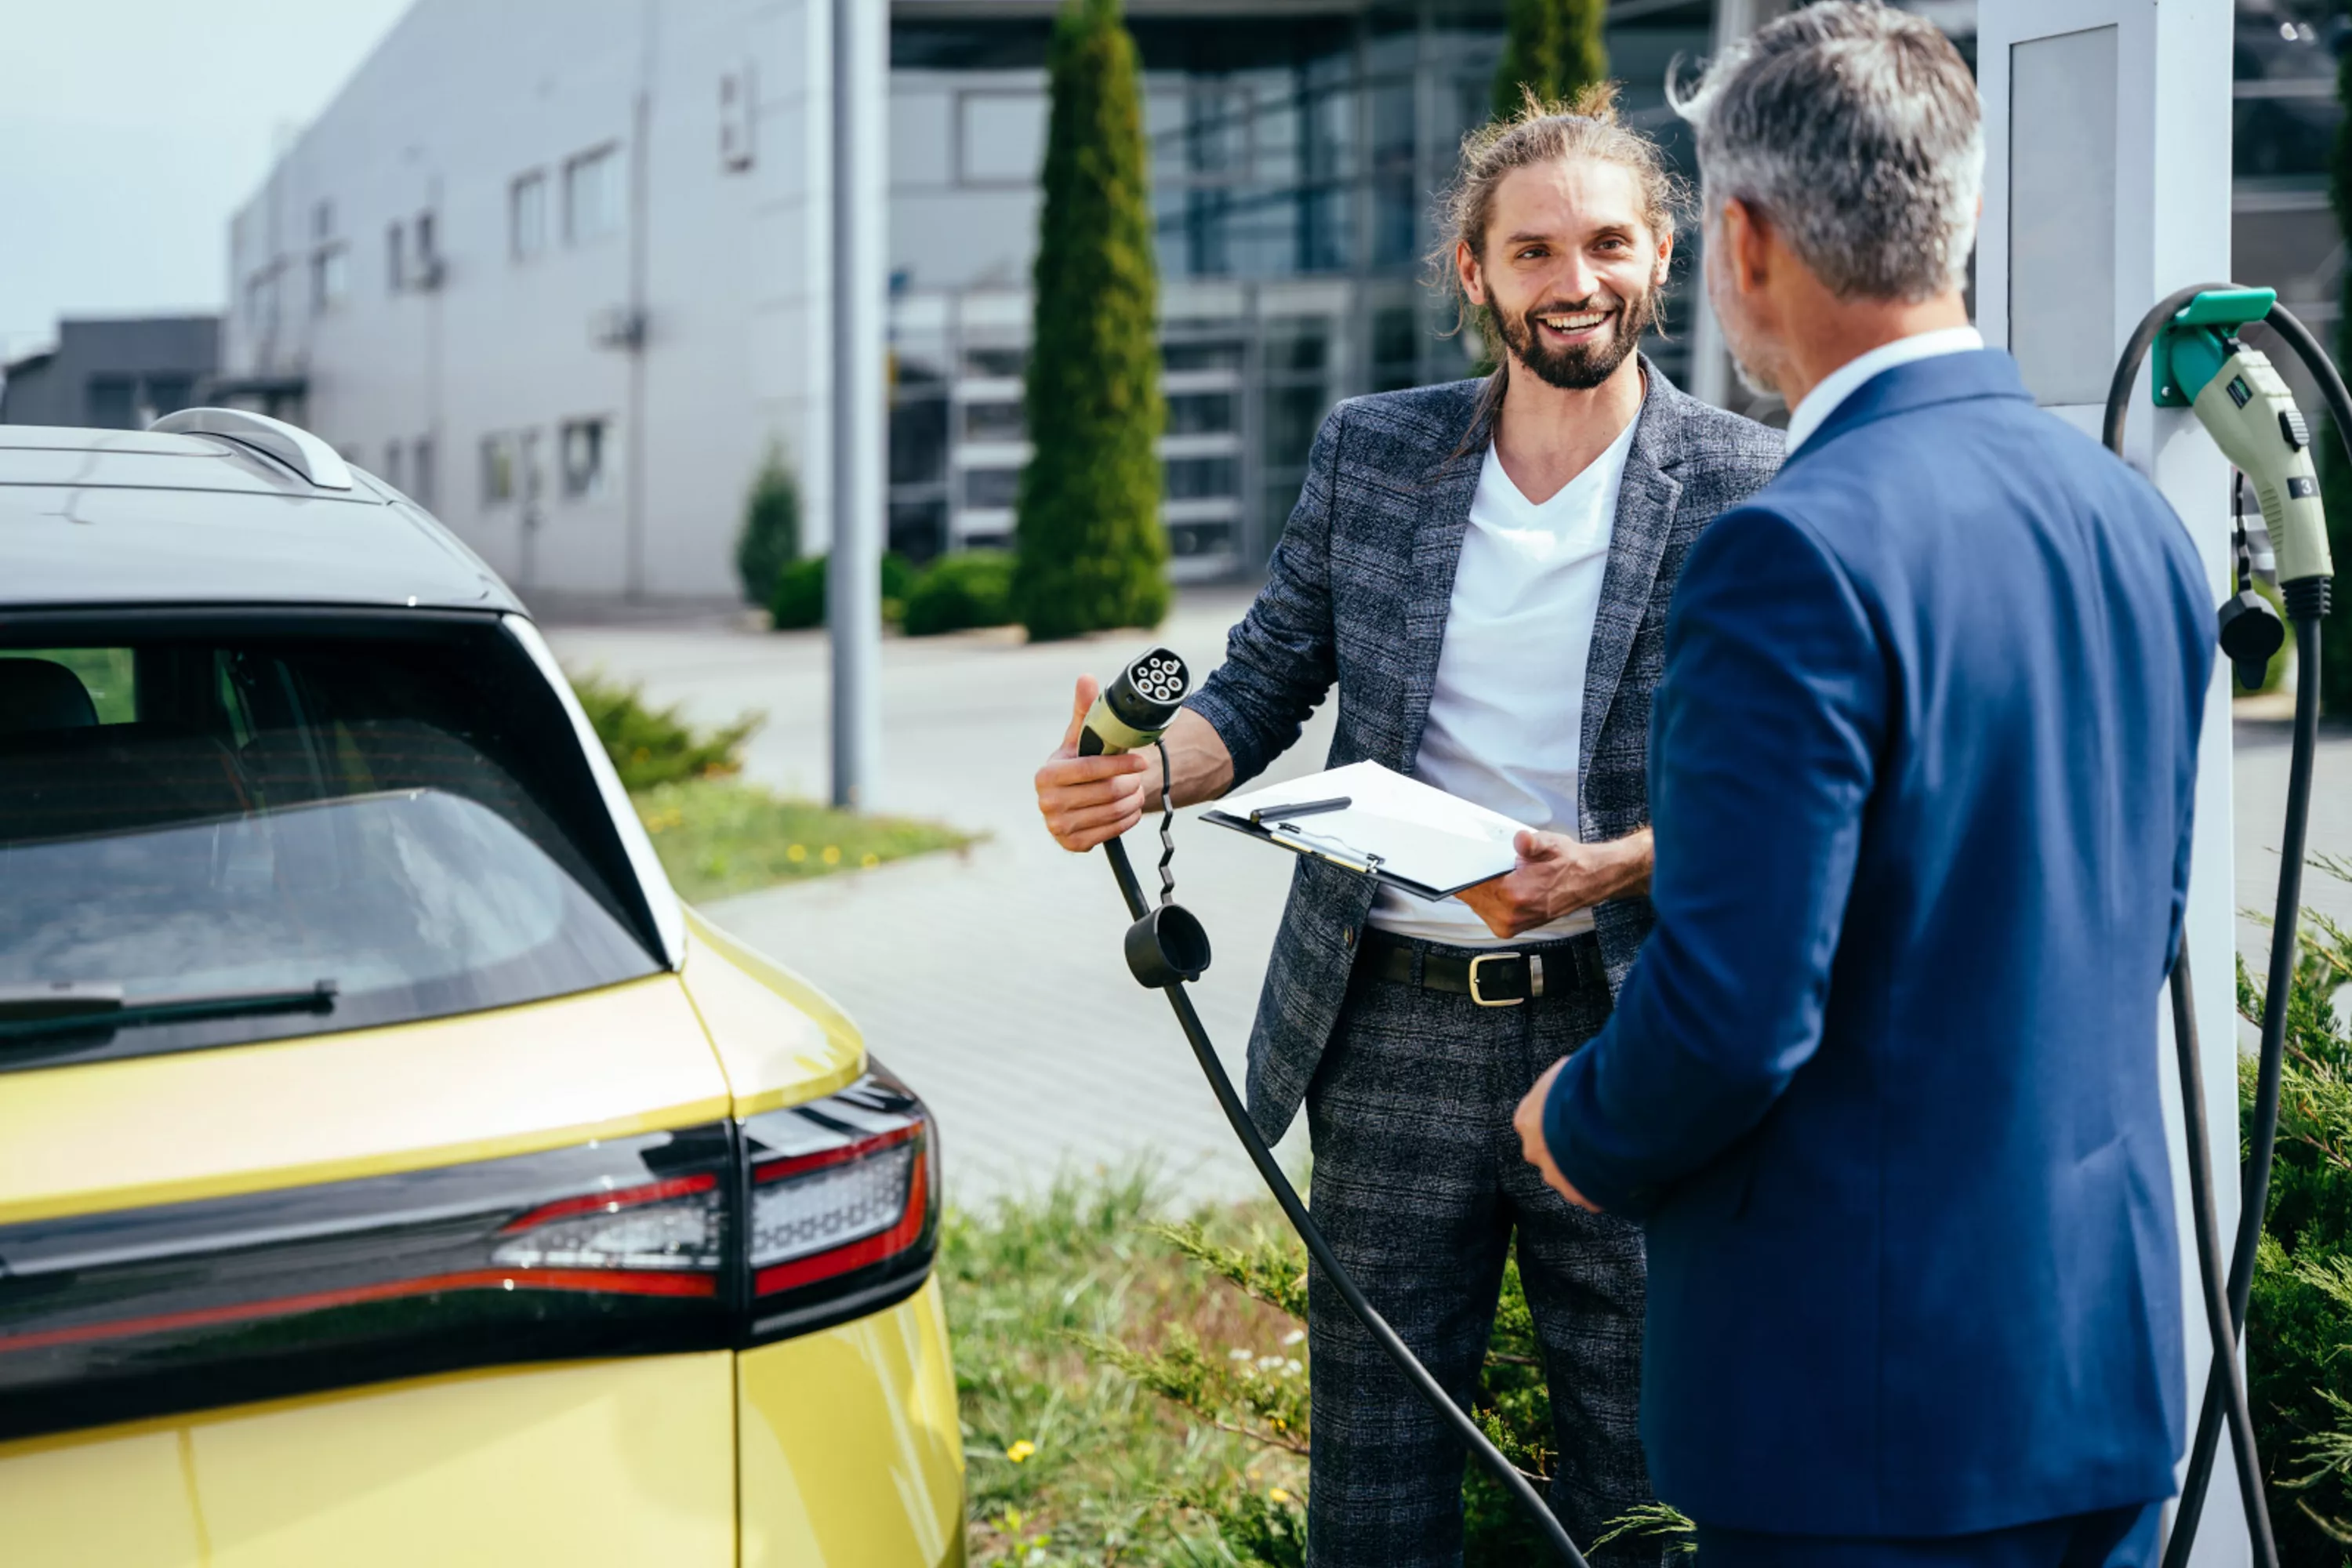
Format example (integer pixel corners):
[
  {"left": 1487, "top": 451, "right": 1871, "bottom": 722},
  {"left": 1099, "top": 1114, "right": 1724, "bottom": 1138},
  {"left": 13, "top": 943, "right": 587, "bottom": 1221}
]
[{"left": 0, "top": 0, "right": 413, "bottom": 364}]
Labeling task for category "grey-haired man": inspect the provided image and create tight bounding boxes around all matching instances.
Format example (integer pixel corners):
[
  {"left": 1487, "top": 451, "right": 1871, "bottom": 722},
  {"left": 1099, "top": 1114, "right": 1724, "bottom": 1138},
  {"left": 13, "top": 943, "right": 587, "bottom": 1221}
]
[{"left": 1036, "top": 90, "right": 1780, "bottom": 1566}]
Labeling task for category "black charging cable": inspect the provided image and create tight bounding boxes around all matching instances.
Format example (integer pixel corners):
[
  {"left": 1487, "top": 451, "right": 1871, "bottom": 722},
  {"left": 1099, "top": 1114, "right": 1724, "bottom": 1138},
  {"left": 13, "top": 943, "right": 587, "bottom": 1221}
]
[
  {"left": 2106, "top": 283, "right": 2336, "bottom": 1568},
  {"left": 1100, "top": 831, "right": 1592, "bottom": 1566}
]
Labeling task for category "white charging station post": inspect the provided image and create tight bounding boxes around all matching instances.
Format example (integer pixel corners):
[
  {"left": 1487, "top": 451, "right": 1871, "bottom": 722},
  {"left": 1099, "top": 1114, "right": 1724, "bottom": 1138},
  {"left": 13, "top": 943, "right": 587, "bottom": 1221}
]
[{"left": 1978, "top": 0, "right": 2246, "bottom": 1559}]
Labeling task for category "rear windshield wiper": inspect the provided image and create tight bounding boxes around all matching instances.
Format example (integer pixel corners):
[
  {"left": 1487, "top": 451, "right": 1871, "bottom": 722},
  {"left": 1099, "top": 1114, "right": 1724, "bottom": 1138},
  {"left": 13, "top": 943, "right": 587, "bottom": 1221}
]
[{"left": 0, "top": 980, "right": 338, "bottom": 1044}]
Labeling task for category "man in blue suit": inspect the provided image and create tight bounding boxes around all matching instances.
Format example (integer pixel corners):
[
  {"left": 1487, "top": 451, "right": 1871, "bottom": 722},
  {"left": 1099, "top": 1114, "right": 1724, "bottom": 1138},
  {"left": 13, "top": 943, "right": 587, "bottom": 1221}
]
[{"left": 1501, "top": 5, "right": 2216, "bottom": 1563}]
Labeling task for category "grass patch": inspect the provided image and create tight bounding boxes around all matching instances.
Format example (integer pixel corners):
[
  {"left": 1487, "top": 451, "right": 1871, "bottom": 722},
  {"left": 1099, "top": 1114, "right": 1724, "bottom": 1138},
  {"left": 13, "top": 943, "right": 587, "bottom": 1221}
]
[
  {"left": 946, "top": 1171, "right": 1696, "bottom": 1566},
  {"left": 945, "top": 1171, "right": 1308, "bottom": 1566},
  {"left": 564, "top": 668, "right": 976, "bottom": 903},
  {"left": 634, "top": 779, "right": 975, "bottom": 904}
]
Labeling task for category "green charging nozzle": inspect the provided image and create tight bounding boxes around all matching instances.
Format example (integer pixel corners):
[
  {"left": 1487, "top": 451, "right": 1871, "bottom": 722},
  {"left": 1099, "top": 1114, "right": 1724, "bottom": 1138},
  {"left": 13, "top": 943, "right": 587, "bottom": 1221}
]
[{"left": 2152, "top": 286, "right": 2336, "bottom": 593}]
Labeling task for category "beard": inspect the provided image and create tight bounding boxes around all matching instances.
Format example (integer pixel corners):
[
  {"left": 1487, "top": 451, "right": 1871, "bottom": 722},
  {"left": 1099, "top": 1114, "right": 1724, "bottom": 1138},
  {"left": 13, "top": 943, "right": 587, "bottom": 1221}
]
[{"left": 1497, "top": 282, "right": 1659, "bottom": 391}]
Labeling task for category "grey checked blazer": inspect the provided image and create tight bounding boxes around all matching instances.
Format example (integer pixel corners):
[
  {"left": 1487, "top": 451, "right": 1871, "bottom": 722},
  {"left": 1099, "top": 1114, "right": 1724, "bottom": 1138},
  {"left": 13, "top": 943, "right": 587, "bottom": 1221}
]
[{"left": 1185, "top": 362, "right": 1784, "bottom": 1144}]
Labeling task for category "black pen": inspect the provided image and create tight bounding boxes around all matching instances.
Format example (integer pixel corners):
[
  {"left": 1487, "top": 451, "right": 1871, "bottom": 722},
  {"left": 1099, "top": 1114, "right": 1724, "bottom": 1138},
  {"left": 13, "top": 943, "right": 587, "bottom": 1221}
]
[{"left": 1250, "top": 796, "right": 1352, "bottom": 825}]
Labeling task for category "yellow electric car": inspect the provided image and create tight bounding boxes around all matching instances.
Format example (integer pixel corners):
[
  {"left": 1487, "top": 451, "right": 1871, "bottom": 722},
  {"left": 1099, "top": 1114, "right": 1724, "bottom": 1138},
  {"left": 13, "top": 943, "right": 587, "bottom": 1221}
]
[{"left": 0, "top": 411, "right": 963, "bottom": 1566}]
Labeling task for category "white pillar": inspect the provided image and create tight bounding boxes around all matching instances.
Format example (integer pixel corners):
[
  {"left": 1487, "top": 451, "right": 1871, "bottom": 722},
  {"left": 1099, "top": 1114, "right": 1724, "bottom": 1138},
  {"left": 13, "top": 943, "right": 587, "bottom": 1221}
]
[
  {"left": 1684, "top": 0, "right": 1793, "bottom": 411},
  {"left": 828, "top": 0, "right": 885, "bottom": 810},
  {"left": 1978, "top": 0, "right": 2242, "bottom": 1559}
]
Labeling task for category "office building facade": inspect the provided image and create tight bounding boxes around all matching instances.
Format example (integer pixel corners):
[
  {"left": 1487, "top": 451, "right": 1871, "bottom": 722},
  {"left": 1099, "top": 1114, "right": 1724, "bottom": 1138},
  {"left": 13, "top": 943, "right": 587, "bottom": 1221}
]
[{"left": 218, "top": 0, "right": 2343, "bottom": 600}]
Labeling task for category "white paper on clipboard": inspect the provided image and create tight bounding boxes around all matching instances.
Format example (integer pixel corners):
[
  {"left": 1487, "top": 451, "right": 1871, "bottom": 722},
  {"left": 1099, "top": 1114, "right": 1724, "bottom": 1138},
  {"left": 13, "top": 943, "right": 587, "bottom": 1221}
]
[{"left": 1207, "top": 760, "right": 1529, "bottom": 898}]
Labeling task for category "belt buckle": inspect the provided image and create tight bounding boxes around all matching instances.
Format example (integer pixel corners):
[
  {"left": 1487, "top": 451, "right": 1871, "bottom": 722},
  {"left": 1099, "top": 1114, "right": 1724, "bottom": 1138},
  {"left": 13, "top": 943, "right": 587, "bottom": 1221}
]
[{"left": 1468, "top": 952, "right": 1523, "bottom": 1007}]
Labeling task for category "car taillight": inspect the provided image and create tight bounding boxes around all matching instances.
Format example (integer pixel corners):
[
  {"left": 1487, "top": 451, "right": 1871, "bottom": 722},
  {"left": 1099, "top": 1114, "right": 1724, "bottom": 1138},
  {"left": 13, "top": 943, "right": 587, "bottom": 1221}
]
[
  {"left": 0, "top": 1069, "right": 938, "bottom": 1440},
  {"left": 741, "top": 1068, "right": 939, "bottom": 1337}
]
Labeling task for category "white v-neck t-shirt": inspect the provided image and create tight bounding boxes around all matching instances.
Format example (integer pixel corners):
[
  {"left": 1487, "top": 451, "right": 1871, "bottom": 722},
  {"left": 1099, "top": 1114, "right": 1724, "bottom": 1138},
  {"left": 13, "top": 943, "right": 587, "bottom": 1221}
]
[{"left": 1367, "top": 408, "right": 1640, "bottom": 946}]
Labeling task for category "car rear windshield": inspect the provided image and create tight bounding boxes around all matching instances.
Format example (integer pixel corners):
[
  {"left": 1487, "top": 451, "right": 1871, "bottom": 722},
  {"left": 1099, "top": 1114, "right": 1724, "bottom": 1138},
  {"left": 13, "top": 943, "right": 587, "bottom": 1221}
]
[{"left": 0, "top": 613, "right": 665, "bottom": 1070}]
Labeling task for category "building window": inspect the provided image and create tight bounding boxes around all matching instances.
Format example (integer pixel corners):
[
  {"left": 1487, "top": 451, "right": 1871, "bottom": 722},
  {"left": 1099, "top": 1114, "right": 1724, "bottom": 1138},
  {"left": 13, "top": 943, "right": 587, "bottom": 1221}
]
[
  {"left": 957, "top": 93, "right": 1047, "bottom": 186},
  {"left": 960, "top": 401, "right": 1025, "bottom": 442},
  {"left": 962, "top": 466, "right": 1021, "bottom": 510},
  {"left": 411, "top": 436, "right": 437, "bottom": 507},
  {"left": 386, "top": 440, "right": 405, "bottom": 491},
  {"left": 144, "top": 376, "right": 192, "bottom": 419},
  {"left": 560, "top": 417, "right": 609, "bottom": 499},
  {"left": 1167, "top": 392, "right": 1238, "bottom": 436},
  {"left": 413, "top": 211, "right": 439, "bottom": 286},
  {"left": 481, "top": 433, "right": 517, "bottom": 503},
  {"left": 245, "top": 269, "right": 279, "bottom": 336},
  {"left": 720, "top": 67, "right": 755, "bottom": 172},
  {"left": 511, "top": 172, "right": 547, "bottom": 260},
  {"left": 312, "top": 200, "right": 334, "bottom": 241},
  {"left": 564, "top": 147, "right": 623, "bottom": 245},
  {"left": 1165, "top": 456, "right": 1239, "bottom": 501},
  {"left": 311, "top": 244, "right": 349, "bottom": 313},
  {"left": 87, "top": 377, "right": 136, "bottom": 430},
  {"left": 387, "top": 222, "right": 405, "bottom": 292}
]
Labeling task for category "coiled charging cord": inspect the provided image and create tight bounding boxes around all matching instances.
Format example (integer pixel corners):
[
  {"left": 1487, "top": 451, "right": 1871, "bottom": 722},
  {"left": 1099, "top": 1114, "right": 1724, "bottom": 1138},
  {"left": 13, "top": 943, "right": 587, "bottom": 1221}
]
[{"left": 1100, "top": 833, "right": 1592, "bottom": 1566}]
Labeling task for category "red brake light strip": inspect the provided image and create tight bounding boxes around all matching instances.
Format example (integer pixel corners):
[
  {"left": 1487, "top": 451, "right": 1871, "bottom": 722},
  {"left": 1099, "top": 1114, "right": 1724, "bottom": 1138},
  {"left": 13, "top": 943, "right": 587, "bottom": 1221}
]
[
  {"left": 497, "top": 1171, "right": 718, "bottom": 1232},
  {"left": 0, "top": 1266, "right": 716, "bottom": 1357},
  {"left": 750, "top": 1121, "right": 920, "bottom": 1185}
]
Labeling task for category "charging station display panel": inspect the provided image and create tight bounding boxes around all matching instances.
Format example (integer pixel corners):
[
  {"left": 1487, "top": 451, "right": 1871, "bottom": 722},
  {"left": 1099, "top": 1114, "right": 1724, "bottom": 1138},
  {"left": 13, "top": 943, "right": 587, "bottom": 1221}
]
[{"left": 2009, "top": 25, "right": 2121, "bottom": 407}]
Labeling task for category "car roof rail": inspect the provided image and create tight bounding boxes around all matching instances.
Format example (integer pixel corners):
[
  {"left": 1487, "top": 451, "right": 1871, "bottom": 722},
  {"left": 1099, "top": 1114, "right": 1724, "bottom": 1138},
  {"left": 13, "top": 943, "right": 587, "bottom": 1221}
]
[{"left": 149, "top": 407, "right": 354, "bottom": 492}]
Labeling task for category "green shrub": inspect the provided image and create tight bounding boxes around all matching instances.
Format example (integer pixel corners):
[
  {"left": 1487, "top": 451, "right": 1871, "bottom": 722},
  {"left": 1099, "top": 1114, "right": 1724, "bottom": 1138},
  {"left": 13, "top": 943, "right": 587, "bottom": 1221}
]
[
  {"left": 2241, "top": 855, "right": 2352, "bottom": 1563},
  {"left": 768, "top": 552, "right": 918, "bottom": 631},
  {"left": 902, "top": 550, "right": 1017, "bottom": 636},
  {"left": 735, "top": 445, "right": 802, "bottom": 607},
  {"left": 1493, "top": 0, "right": 1608, "bottom": 121},
  {"left": 567, "top": 671, "right": 760, "bottom": 791},
  {"left": 1013, "top": 0, "right": 1171, "bottom": 642}
]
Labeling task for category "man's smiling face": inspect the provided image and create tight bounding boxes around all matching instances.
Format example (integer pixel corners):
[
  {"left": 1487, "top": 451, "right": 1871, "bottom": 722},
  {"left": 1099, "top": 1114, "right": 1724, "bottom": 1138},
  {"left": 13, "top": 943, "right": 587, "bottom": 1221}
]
[{"left": 1463, "top": 157, "right": 1671, "bottom": 391}]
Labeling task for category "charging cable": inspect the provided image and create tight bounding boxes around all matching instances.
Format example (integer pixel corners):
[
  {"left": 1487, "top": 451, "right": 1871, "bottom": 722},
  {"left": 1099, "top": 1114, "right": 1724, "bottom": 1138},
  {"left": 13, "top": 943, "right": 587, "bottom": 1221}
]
[
  {"left": 2106, "top": 282, "right": 2336, "bottom": 1568},
  {"left": 1077, "top": 645, "right": 1591, "bottom": 1566}
]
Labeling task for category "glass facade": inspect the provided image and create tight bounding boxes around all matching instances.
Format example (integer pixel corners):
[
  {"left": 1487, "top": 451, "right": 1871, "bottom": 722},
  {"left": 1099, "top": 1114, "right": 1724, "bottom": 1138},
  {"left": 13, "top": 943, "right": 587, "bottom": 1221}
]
[
  {"left": 889, "top": 1, "right": 1708, "bottom": 578},
  {"left": 890, "top": 0, "right": 2346, "bottom": 577}
]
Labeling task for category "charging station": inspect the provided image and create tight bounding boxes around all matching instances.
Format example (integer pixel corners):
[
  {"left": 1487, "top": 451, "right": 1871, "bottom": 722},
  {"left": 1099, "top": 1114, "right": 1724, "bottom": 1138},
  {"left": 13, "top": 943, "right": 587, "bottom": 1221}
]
[{"left": 1978, "top": 1, "right": 2249, "bottom": 1560}]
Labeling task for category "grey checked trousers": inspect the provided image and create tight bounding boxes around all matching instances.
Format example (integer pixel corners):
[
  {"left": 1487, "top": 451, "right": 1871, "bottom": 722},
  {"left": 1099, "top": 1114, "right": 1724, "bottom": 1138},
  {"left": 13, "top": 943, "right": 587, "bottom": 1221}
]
[{"left": 1301, "top": 935, "right": 1661, "bottom": 1568}]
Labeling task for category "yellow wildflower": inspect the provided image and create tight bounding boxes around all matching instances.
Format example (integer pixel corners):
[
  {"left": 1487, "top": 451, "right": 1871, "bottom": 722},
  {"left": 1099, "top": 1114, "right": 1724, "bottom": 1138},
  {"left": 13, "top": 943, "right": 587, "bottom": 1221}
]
[
  {"left": 1269, "top": 1487, "right": 1293, "bottom": 1504},
  {"left": 1007, "top": 1439, "right": 1036, "bottom": 1464},
  {"left": 822, "top": 844, "right": 841, "bottom": 866},
  {"left": 786, "top": 844, "right": 807, "bottom": 862}
]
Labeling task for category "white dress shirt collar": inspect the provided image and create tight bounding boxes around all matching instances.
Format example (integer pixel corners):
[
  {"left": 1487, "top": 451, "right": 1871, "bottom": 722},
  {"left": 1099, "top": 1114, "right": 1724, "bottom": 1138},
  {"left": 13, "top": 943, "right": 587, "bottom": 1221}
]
[{"left": 1782, "top": 325, "right": 1985, "bottom": 455}]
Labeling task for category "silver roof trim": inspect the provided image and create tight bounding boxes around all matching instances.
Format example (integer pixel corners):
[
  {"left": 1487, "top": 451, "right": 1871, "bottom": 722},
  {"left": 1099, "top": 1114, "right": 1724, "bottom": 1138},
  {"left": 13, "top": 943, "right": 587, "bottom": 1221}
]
[{"left": 150, "top": 407, "right": 354, "bottom": 492}]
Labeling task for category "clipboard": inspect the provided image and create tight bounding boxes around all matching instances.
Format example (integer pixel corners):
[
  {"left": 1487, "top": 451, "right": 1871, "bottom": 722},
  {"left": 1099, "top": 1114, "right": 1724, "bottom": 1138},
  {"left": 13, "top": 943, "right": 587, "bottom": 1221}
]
[{"left": 1201, "top": 760, "right": 1526, "bottom": 901}]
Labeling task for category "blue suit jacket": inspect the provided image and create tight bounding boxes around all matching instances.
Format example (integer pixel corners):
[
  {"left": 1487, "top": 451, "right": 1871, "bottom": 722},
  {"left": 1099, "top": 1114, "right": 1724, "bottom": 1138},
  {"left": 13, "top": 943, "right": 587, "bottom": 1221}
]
[{"left": 1543, "top": 350, "right": 2212, "bottom": 1535}]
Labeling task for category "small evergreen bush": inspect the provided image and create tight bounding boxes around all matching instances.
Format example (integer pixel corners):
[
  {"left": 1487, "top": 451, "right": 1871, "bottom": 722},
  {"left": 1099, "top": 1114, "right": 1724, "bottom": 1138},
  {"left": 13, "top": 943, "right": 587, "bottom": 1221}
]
[
  {"left": 735, "top": 445, "right": 802, "bottom": 607},
  {"left": 1493, "top": 0, "right": 1609, "bottom": 122},
  {"left": 902, "top": 550, "right": 1017, "bottom": 637},
  {"left": 1013, "top": 0, "right": 1171, "bottom": 641},
  {"left": 767, "top": 552, "right": 918, "bottom": 631},
  {"left": 568, "top": 670, "right": 760, "bottom": 791},
  {"left": 2240, "top": 856, "right": 2352, "bottom": 1562}
]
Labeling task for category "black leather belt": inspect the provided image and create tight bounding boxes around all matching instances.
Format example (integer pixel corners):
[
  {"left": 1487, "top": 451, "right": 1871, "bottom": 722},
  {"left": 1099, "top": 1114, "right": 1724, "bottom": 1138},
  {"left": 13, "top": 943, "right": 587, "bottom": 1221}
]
[{"left": 1362, "top": 928, "right": 1605, "bottom": 1007}]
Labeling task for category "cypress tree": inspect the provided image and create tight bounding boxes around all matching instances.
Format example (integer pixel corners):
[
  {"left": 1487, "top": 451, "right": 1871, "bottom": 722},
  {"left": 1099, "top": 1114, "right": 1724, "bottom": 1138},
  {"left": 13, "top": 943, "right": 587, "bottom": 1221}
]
[
  {"left": 2318, "top": 38, "right": 2352, "bottom": 715},
  {"left": 1014, "top": 0, "right": 1170, "bottom": 642},
  {"left": 1494, "top": 0, "right": 1609, "bottom": 121}
]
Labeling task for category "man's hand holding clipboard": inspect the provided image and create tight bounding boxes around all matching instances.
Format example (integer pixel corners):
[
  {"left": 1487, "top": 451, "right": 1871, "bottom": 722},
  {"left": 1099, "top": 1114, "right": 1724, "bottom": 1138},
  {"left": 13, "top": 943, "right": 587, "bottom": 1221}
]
[{"left": 1209, "top": 760, "right": 1651, "bottom": 939}]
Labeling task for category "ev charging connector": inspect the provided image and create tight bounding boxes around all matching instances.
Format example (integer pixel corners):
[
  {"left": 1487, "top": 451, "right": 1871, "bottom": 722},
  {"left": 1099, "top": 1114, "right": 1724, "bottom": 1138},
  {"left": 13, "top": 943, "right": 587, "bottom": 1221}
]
[{"left": 2153, "top": 287, "right": 2338, "bottom": 675}]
